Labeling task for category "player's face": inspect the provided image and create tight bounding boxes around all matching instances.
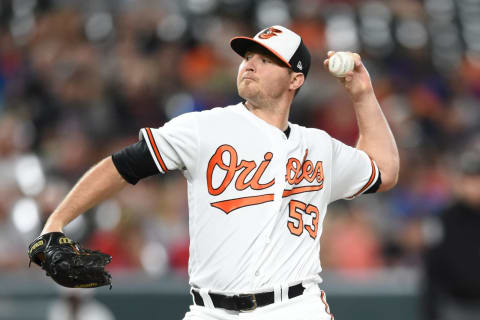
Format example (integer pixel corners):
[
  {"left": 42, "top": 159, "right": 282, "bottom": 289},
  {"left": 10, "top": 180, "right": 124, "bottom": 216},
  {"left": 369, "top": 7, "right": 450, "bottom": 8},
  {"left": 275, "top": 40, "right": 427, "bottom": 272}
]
[{"left": 237, "top": 48, "right": 291, "bottom": 104}]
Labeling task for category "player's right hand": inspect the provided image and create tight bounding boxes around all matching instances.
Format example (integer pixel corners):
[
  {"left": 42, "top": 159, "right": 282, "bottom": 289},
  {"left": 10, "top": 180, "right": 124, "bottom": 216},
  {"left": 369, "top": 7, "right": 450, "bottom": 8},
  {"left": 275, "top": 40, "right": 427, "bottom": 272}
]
[{"left": 323, "top": 51, "right": 374, "bottom": 102}]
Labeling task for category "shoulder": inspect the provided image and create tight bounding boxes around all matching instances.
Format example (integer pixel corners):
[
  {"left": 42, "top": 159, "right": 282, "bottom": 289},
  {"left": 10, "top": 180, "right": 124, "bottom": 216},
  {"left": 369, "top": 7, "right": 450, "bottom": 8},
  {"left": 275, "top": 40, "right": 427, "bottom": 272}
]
[
  {"left": 164, "top": 105, "right": 232, "bottom": 126},
  {"left": 202, "top": 104, "right": 242, "bottom": 115},
  {"left": 166, "top": 110, "right": 200, "bottom": 124},
  {"left": 193, "top": 103, "right": 245, "bottom": 122},
  {"left": 292, "top": 123, "right": 332, "bottom": 141}
]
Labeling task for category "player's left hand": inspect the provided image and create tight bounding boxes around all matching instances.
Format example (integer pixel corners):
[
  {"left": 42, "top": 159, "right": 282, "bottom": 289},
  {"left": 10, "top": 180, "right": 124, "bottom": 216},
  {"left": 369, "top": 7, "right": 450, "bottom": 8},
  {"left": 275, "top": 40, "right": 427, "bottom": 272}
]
[
  {"left": 323, "top": 51, "right": 374, "bottom": 102},
  {"left": 28, "top": 232, "right": 112, "bottom": 289}
]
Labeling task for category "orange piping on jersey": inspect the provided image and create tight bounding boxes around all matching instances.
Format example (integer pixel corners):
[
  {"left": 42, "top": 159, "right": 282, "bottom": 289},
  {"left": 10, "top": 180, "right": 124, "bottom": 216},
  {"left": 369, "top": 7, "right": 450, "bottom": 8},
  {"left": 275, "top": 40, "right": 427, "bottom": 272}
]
[
  {"left": 320, "top": 290, "right": 335, "bottom": 320},
  {"left": 282, "top": 184, "right": 324, "bottom": 197},
  {"left": 145, "top": 128, "right": 168, "bottom": 173},
  {"left": 210, "top": 194, "right": 274, "bottom": 214},
  {"left": 351, "top": 158, "right": 376, "bottom": 197}
]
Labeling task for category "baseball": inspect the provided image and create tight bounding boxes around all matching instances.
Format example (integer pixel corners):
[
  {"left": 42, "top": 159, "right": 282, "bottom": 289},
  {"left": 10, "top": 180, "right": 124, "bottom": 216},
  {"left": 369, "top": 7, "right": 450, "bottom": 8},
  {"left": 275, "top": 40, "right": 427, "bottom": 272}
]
[{"left": 328, "top": 52, "right": 355, "bottom": 77}]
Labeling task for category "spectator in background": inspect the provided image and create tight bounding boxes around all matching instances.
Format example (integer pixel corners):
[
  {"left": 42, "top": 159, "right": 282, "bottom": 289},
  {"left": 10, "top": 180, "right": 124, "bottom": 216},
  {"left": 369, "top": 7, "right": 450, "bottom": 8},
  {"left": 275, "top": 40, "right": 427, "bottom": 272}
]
[
  {"left": 321, "top": 203, "right": 384, "bottom": 275},
  {"left": 422, "top": 140, "right": 480, "bottom": 320}
]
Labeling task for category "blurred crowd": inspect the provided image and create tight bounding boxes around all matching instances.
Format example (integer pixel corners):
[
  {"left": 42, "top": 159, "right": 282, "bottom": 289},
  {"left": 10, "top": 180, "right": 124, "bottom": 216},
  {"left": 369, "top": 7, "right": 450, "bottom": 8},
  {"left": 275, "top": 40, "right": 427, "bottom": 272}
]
[{"left": 0, "top": 0, "right": 479, "bottom": 282}]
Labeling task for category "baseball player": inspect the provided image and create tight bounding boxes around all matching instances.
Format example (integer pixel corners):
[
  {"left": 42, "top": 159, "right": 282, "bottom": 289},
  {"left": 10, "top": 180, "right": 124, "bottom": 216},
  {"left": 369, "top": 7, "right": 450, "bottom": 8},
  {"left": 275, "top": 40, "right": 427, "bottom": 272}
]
[{"left": 32, "top": 25, "right": 399, "bottom": 319}]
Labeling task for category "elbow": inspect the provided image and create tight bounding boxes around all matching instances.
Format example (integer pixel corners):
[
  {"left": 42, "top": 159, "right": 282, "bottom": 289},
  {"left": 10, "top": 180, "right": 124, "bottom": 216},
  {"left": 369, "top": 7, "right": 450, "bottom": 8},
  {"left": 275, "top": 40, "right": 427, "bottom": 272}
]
[
  {"left": 381, "top": 171, "right": 399, "bottom": 191},
  {"left": 378, "top": 158, "right": 400, "bottom": 192}
]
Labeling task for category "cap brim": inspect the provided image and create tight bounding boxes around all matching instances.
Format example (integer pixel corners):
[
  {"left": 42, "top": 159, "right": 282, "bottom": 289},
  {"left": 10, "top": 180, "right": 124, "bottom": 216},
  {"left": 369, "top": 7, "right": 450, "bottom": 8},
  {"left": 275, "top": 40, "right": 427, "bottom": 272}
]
[{"left": 230, "top": 37, "right": 291, "bottom": 68}]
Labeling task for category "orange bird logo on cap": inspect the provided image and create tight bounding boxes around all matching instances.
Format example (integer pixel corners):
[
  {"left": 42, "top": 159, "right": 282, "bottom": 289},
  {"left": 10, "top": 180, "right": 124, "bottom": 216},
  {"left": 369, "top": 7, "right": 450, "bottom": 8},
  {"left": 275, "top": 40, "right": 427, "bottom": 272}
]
[{"left": 258, "top": 27, "right": 282, "bottom": 39}]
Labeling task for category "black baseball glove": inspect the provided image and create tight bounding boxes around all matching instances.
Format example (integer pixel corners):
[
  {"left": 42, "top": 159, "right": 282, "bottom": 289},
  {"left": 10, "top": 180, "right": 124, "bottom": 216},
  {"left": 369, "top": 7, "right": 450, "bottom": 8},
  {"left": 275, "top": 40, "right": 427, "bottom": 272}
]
[{"left": 28, "top": 232, "right": 112, "bottom": 289}]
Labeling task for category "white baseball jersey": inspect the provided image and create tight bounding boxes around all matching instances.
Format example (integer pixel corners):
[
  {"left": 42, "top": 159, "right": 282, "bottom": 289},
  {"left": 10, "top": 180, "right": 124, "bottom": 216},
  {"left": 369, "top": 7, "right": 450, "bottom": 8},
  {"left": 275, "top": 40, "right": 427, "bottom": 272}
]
[{"left": 139, "top": 102, "right": 379, "bottom": 294}]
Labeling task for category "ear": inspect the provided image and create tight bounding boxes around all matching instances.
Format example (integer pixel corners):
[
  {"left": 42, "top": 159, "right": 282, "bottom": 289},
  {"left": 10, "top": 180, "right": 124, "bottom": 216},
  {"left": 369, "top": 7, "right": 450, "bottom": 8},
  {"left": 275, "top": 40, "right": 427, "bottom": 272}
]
[{"left": 289, "top": 72, "right": 305, "bottom": 91}]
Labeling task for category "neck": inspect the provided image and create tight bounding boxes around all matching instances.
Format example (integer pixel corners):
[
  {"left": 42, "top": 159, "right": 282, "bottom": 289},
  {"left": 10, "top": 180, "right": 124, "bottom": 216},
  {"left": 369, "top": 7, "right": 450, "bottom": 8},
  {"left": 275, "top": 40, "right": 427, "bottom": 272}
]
[{"left": 244, "top": 98, "right": 291, "bottom": 131}]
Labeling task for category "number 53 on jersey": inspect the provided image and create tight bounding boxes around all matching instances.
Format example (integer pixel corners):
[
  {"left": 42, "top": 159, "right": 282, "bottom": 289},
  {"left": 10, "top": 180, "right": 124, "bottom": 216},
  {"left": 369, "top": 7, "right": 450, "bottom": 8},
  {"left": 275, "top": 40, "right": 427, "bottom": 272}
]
[{"left": 288, "top": 200, "right": 319, "bottom": 240}]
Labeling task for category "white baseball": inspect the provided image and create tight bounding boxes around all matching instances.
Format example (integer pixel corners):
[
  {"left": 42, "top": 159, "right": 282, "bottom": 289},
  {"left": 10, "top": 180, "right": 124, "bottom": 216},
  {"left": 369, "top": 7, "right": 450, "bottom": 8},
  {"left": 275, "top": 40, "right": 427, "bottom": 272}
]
[{"left": 328, "top": 51, "right": 355, "bottom": 78}]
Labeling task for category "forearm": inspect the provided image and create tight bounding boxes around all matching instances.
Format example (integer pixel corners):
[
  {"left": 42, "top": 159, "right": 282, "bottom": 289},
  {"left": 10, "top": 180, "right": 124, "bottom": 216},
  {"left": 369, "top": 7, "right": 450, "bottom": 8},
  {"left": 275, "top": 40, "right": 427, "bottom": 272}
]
[
  {"left": 353, "top": 90, "right": 399, "bottom": 190},
  {"left": 42, "top": 157, "right": 128, "bottom": 234},
  {"left": 323, "top": 51, "right": 400, "bottom": 190}
]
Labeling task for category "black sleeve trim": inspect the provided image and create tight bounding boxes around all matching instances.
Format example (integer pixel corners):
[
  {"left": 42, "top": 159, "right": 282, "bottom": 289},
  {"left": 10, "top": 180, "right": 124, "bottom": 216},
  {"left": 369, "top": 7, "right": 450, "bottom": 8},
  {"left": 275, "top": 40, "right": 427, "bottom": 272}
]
[
  {"left": 111, "top": 140, "right": 159, "bottom": 185},
  {"left": 364, "top": 170, "right": 382, "bottom": 194}
]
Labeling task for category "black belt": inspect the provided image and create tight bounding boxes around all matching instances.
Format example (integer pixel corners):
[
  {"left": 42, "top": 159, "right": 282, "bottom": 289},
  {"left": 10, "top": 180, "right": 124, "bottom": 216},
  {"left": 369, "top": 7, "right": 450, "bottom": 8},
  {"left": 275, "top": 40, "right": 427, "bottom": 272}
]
[{"left": 192, "top": 283, "right": 305, "bottom": 311}]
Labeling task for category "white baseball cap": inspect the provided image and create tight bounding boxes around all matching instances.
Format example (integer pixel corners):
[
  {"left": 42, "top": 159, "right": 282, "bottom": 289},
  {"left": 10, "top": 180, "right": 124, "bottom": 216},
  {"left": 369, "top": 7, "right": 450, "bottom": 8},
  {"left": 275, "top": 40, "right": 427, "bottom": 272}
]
[{"left": 230, "top": 25, "right": 311, "bottom": 78}]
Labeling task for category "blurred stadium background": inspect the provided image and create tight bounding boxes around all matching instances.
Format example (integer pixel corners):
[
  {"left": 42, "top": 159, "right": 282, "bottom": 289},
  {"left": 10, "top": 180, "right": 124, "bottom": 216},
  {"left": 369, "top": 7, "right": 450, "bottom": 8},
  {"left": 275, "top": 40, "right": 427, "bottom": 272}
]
[{"left": 0, "top": 0, "right": 479, "bottom": 319}]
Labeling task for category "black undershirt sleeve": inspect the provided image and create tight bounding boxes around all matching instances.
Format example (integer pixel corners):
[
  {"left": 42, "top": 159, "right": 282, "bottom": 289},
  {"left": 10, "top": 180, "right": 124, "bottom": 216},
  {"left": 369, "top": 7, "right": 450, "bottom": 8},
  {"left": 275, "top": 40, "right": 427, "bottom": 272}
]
[
  {"left": 363, "top": 170, "right": 382, "bottom": 194},
  {"left": 111, "top": 139, "right": 159, "bottom": 185}
]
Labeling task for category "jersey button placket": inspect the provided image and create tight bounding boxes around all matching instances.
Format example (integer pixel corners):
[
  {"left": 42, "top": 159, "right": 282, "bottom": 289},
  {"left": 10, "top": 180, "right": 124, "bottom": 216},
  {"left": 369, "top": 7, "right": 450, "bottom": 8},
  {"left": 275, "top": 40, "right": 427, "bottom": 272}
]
[{"left": 252, "top": 133, "right": 287, "bottom": 286}]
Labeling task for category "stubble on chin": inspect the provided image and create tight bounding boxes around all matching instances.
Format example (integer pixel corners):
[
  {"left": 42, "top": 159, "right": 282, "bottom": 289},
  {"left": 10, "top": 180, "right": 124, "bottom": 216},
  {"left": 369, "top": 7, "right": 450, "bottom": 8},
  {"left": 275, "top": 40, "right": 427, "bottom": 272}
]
[{"left": 238, "top": 82, "right": 260, "bottom": 101}]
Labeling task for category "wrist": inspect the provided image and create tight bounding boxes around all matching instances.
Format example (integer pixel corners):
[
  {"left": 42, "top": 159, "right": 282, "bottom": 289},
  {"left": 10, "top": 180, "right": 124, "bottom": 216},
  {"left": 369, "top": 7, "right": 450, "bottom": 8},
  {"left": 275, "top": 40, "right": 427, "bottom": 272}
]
[
  {"left": 351, "top": 88, "right": 376, "bottom": 105},
  {"left": 41, "top": 221, "right": 64, "bottom": 235}
]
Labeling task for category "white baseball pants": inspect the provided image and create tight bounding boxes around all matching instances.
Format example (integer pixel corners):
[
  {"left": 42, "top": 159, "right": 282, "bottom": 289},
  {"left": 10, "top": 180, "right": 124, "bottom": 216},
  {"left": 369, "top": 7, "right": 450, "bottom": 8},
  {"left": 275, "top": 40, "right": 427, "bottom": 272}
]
[{"left": 183, "top": 284, "right": 334, "bottom": 320}]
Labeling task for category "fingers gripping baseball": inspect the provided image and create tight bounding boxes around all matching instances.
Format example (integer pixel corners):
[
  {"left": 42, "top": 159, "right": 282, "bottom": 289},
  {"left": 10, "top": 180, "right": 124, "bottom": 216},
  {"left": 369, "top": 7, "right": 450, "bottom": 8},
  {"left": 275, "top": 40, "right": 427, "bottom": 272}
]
[{"left": 324, "top": 51, "right": 373, "bottom": 100}]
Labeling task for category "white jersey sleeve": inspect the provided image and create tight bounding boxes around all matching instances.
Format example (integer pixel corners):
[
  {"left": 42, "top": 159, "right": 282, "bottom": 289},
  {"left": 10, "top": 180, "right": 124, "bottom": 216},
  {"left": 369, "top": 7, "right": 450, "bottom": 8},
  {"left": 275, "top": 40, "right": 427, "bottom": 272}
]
[
  {"left": 329, "top": 137, "right": 380, "bottom": 203},
  {"left": 138, "top": 112, "right": 199, "bottom": 176}
]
